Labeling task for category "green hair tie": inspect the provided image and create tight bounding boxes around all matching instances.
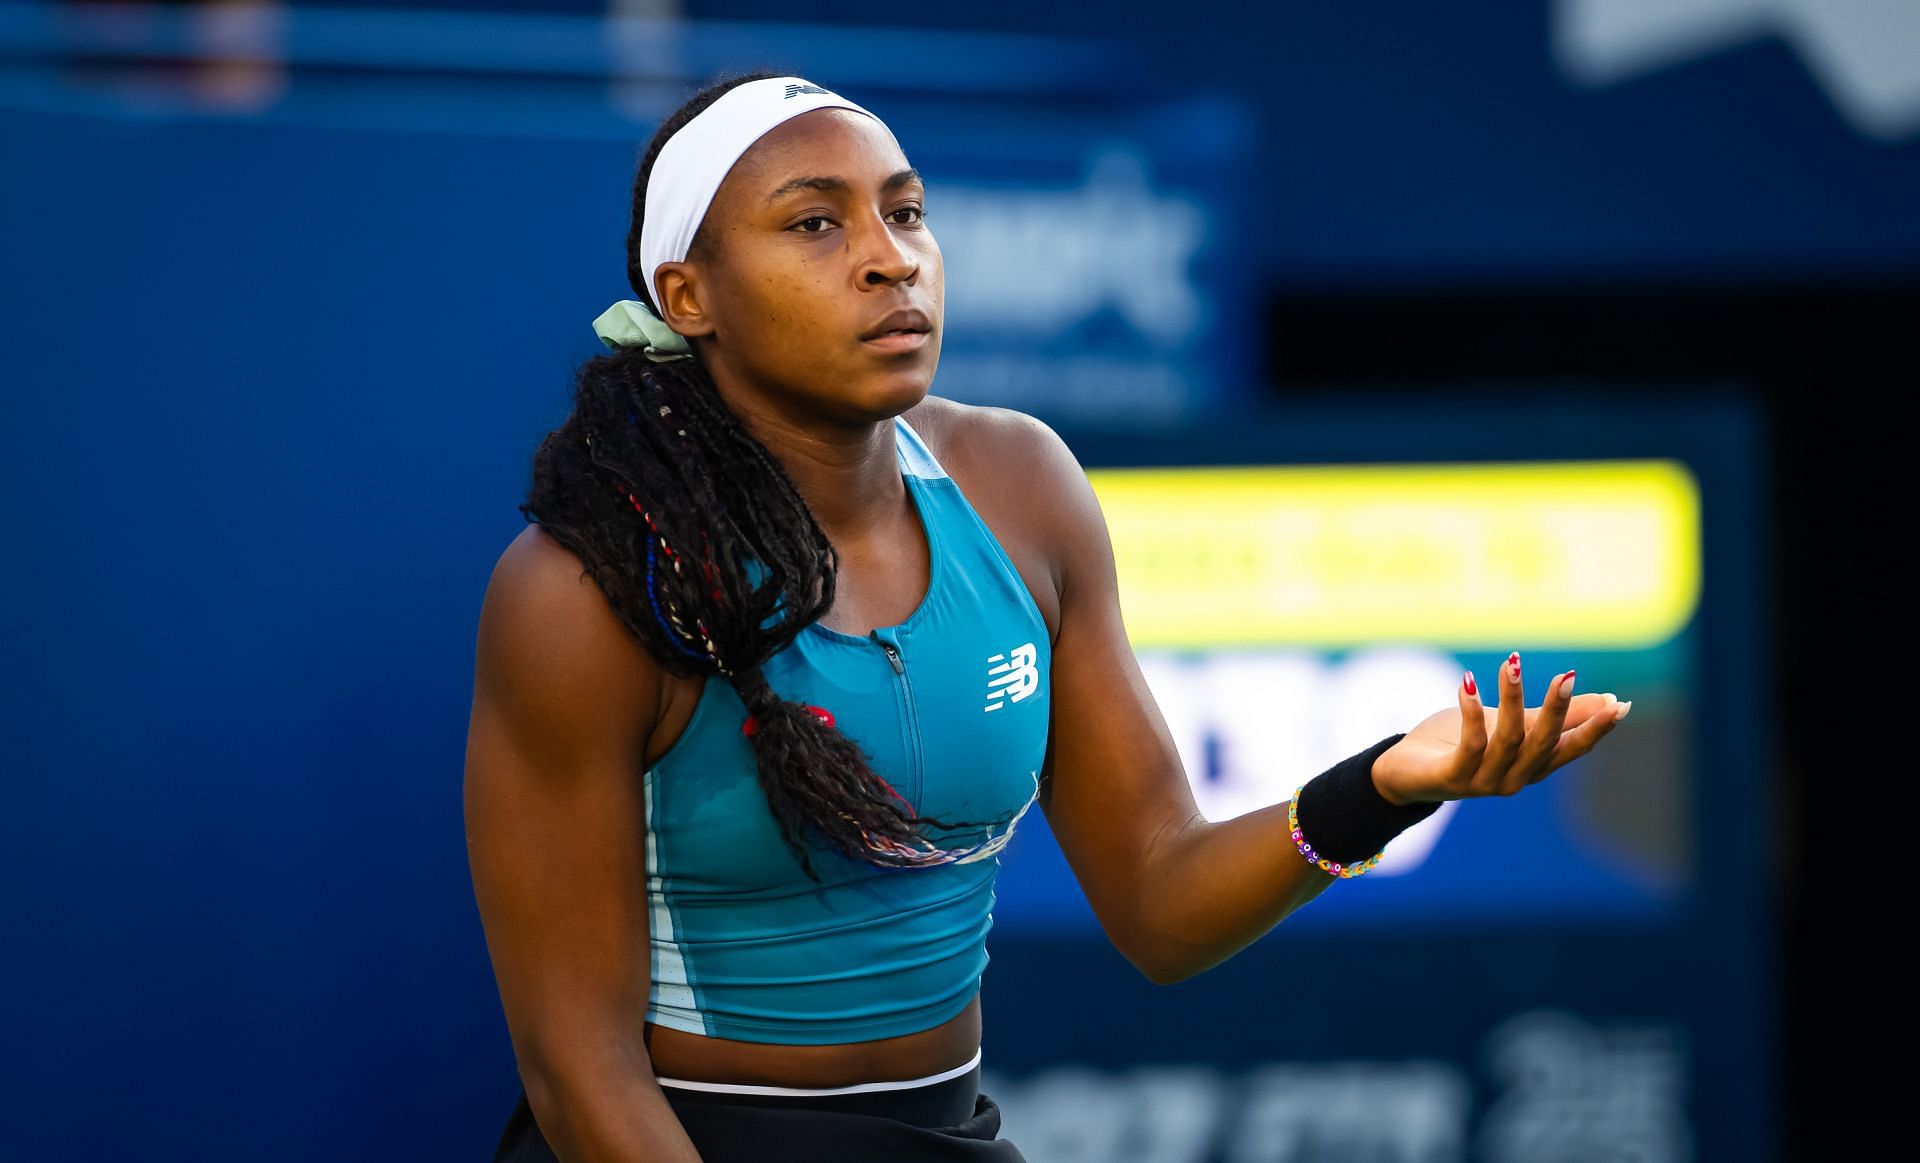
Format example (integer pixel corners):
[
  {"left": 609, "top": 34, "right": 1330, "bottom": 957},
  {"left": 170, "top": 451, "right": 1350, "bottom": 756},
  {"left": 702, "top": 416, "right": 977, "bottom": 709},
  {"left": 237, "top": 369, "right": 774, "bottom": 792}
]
[{"left": 592, "top": 299, "right": 694, "bottom": 363}]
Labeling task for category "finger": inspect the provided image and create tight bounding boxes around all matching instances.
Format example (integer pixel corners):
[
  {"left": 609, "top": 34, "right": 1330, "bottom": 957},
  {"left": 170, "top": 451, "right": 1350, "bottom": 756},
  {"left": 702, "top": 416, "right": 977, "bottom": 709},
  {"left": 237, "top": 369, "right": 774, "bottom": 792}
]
[
  {"left": 1480, "top": 651, "right": 1526, "bottom": 793},
  {"left": 1551, "top": 692, "right": 1622, "bottom": 730},
  {"left": 1536, "top": 694, "right": 1630, "bottom": 781},
  {"left": 1454, "top": 666, "right": 1489, "bottom": 786},
  {"left": 1507, "top": 668, "right": 1577, "bottom": 792}
]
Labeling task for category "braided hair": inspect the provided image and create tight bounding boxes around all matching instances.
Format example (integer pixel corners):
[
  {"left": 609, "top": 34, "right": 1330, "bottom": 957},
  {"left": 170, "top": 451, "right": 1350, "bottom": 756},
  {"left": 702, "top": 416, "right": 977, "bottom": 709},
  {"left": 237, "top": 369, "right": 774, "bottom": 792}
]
[{"left": 521, "top": 70, "right": 1014, "bottom": 882}]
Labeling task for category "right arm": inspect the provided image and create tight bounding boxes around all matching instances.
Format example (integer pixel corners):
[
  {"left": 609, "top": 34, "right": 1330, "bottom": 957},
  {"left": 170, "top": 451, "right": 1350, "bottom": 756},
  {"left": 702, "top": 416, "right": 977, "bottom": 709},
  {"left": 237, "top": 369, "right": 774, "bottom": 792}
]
[{"left": 464, "top": 527, "right": 703, "bottom": 1162}]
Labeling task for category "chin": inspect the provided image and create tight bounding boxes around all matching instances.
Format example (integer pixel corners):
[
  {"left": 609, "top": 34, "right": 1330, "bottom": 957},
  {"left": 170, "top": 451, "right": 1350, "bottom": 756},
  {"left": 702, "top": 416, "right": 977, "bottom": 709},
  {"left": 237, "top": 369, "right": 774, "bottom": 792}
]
[{"left": 861, "top": 365, "right": 937, "bottom": 412}]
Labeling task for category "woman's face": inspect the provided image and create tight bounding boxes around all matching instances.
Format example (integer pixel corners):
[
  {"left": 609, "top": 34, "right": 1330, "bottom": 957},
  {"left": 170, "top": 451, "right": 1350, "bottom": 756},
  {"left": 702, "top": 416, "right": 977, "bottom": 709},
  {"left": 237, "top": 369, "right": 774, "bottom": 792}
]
[{"left": 652, "top": 108, "right": 944, "bottom": 425}]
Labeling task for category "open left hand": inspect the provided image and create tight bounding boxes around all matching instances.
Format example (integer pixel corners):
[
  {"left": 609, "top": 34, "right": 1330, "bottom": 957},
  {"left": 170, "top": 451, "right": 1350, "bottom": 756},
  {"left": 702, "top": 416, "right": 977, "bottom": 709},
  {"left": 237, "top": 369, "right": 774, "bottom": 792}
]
[{"left": 1370, "top": 652, "right": 1633, "bottom": 807}]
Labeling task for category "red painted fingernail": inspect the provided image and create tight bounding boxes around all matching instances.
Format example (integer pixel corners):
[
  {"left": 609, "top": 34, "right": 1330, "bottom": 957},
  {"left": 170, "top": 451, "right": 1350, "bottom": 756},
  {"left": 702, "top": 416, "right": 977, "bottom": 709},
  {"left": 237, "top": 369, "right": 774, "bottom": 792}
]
[
  {"left": 1560, "top": 670, "right": 1576, "bottom": 694},
  {"left": 1507, "top": 652, "right": 1520, "bottom": 681},
  {"left": 1463, "top": 670, "right": 1478, "bottom": 698}
]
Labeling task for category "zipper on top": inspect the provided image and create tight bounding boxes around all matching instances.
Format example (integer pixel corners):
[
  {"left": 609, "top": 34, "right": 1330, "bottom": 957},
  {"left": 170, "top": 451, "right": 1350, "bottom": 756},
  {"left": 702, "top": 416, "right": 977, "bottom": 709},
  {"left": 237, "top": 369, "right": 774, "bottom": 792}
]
[{"left": 869, "top": 627, "right": 924, "bottom": 807}]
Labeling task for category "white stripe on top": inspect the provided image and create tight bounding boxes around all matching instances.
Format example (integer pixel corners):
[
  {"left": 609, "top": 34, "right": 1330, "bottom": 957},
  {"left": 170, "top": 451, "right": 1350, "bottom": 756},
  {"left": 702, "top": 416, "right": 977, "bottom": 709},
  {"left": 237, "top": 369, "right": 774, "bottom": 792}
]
[{"left": 653, "top": 1045, "right": 982, "bottom": 1096}]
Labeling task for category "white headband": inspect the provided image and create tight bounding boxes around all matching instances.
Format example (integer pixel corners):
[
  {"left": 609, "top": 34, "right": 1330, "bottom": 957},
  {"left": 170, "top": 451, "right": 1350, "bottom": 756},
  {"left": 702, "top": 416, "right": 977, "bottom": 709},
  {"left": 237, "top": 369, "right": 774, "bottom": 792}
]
[{"left": 640, "top": 76, "right": 891, "bottom": 309}]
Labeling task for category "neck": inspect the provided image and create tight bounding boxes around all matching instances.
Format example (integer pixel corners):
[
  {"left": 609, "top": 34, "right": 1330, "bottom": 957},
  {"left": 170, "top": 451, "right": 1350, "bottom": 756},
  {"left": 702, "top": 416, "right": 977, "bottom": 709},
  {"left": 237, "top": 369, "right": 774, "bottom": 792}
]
[{"left": 709, "top": 383, "right": 907, "bottom": 541}]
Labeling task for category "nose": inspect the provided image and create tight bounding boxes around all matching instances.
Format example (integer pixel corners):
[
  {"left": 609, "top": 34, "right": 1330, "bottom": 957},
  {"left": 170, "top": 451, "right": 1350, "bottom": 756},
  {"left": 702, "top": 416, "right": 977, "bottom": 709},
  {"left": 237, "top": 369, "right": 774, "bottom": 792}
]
[{"left": 855, "top": 210, "right": 919, "bottom": 287}]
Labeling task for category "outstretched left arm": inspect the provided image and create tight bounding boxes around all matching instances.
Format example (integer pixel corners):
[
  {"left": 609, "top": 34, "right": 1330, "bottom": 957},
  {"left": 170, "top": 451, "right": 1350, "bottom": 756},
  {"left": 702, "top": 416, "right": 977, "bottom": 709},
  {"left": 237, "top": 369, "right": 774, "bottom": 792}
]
[{"left": 1009, "top": 415, "right": 1345, "bottom": 986}]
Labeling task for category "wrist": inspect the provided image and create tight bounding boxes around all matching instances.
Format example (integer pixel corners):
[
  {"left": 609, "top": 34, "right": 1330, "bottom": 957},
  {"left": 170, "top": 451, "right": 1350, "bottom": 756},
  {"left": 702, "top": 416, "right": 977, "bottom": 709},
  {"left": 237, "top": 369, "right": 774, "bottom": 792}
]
[
  {"left": 1293, "top": 733, "right": 1441, "bottom": 868},
  {"left": 1369, "top": 748, "right": 1424, "bottom": 808},
  {"left": 1370, "top": 753, "right": 1408, "bottom": 807}
]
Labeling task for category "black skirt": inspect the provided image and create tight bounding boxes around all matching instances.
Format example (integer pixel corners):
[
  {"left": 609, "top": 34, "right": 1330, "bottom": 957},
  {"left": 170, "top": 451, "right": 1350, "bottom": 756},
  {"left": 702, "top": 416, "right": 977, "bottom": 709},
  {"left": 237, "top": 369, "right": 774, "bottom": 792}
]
[{"left": 491, "top": 1057, "right": 1026, "bottom": 1161}]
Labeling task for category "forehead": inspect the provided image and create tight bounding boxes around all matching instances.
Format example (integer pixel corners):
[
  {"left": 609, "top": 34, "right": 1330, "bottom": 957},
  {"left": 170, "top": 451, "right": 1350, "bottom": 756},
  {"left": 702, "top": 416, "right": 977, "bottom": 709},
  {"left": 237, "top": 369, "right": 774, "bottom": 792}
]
[{"left": 717, "top": 108, "right": 914, "bottom": 207}]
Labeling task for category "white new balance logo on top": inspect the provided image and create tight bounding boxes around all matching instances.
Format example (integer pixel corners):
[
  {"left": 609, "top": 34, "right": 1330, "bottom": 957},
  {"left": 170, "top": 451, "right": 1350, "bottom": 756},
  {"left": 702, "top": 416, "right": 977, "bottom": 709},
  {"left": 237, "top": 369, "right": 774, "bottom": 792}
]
[{"left": 984, "top": 642, "right": 1039, "bottom": 712}]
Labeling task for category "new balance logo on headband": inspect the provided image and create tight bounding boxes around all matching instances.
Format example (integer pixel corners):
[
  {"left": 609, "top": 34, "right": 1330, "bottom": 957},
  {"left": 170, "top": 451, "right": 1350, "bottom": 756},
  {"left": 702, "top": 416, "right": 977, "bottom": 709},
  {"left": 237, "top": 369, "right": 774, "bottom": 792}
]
[
  {"left": 785, "top": 83, "right": 833, "bottom": 99},
  {"left": 985, "top": 642, "right": 1040, "bottom": 712}
]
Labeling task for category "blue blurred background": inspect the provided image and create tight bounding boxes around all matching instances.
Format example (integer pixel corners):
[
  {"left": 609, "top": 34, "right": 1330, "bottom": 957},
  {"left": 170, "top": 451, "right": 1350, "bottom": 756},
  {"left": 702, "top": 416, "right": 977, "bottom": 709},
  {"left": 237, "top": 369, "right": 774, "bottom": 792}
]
[{"left": 3, "top": 1, "right": 1900, "bottom": 1159}]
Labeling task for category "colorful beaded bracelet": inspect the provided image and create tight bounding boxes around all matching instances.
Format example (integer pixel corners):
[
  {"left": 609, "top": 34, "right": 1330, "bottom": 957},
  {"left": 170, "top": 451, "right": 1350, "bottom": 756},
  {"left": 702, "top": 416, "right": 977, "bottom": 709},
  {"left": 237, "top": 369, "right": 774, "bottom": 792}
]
[{"left": 1288, "top": 782, "right": 1388, "bottom": 879}]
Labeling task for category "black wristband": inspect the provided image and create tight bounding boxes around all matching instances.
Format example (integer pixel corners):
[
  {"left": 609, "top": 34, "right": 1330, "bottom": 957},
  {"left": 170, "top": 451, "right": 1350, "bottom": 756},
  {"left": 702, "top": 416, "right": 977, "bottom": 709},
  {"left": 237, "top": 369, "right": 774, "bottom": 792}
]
[{"left": 1293, "top": 733, "right": 1441, "bottom": 864}]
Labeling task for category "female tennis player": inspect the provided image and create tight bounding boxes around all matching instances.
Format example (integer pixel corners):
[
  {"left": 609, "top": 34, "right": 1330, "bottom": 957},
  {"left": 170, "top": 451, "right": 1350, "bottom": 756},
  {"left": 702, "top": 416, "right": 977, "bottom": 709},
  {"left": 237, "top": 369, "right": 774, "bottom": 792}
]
[{"left": 463, "top": 70, "right": 1633, "bottom": 1162}]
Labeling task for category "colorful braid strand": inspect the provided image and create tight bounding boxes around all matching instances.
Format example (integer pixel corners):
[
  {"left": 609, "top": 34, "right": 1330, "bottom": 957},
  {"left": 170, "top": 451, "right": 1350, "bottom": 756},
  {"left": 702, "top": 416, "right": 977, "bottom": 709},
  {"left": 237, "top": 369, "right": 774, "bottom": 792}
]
[
  {"left": 631, "top": 493, "right": 731, "bottom": 676},
  {"left": 841, "top": 769, "right": 1041, "bottom": 869}
]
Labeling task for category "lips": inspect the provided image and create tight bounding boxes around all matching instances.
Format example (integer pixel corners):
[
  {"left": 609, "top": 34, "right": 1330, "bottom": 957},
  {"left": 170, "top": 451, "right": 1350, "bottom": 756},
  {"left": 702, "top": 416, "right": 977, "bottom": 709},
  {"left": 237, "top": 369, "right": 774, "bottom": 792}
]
[
  {"left": 859, "top": 306, "right": 932, "bottom": 342},
  {"left": 863, "top": 328, "right": 931, "bottom": 352}
]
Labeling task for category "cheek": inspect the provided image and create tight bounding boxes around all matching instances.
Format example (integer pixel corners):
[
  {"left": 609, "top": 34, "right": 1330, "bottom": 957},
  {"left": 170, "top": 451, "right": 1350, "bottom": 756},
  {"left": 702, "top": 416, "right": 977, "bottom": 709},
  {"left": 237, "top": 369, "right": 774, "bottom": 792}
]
[
  {"left": 747, "top": 301, "right": 843, "bottom": 379},
  {"left": 920, "top": 244, "right": 945, "bottom": 299},
  {"left": 758, "top": 268, "right": 836, "bottom": 331}
]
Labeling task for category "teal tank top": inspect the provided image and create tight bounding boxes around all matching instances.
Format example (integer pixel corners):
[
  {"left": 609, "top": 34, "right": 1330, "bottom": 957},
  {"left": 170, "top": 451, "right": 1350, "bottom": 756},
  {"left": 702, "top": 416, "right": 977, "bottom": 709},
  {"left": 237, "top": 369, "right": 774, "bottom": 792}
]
[{"left": 642, "top": 413, "right": 1052, "bottom": 1045}]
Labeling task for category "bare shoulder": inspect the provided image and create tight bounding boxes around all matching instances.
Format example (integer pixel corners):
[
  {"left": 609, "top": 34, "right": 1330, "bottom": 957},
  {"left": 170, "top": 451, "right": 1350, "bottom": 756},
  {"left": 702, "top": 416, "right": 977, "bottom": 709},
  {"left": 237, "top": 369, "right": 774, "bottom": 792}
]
[
  {"left": 902, "top": 394, "right": 1077, "bottom": 480},
  {"left": 474, "top": 524, "right": 665, "bottom": 747},
  {"left": 902, "top": 395, "right": 1092, "bottom": 639}
]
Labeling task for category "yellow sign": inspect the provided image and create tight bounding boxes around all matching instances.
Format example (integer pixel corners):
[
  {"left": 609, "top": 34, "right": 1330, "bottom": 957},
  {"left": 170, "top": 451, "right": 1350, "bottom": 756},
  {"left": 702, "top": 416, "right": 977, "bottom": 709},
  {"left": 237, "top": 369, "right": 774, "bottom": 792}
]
[{"left": 1087, "top": 460, "right": 1701, "bottom": 649}]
